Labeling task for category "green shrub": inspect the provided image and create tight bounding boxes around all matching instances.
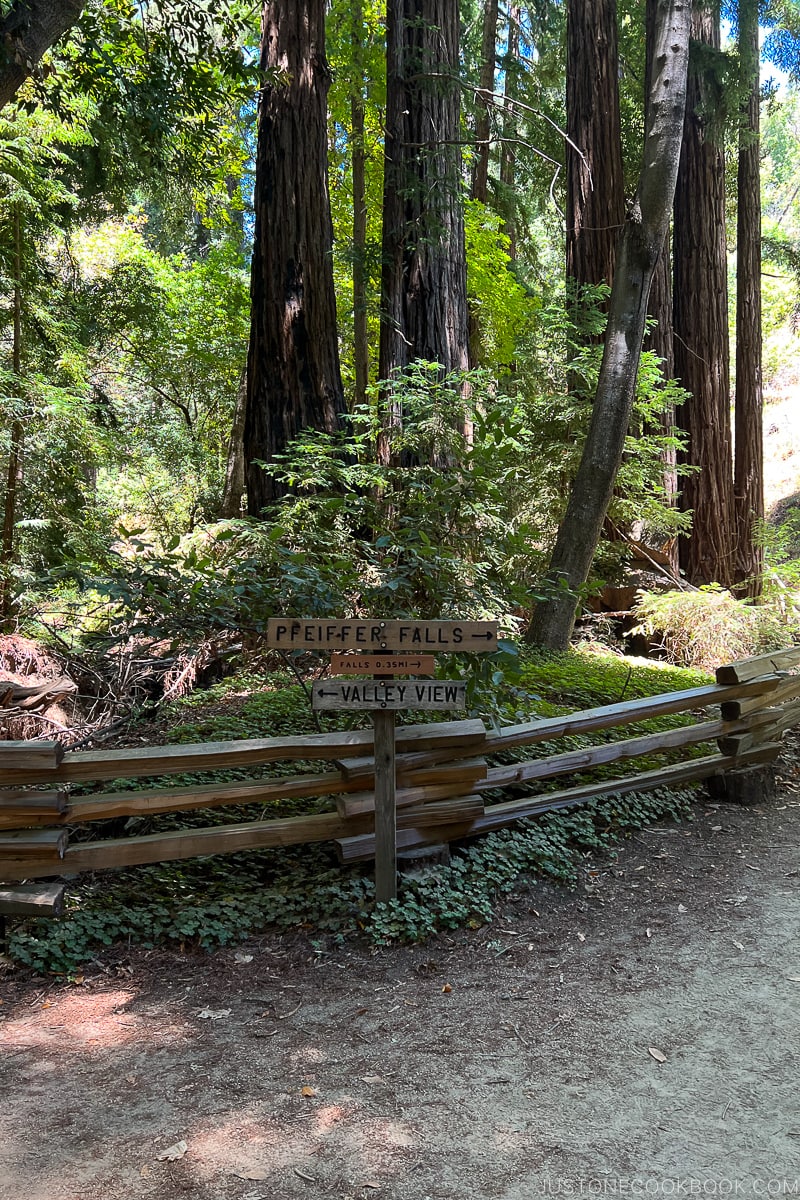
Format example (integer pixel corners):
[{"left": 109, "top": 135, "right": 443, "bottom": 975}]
[{"left": 631, "top": 585, "right": 792, "bottom": 670}]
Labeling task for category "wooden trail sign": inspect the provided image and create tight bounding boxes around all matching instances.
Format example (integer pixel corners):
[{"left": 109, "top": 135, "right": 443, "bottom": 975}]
[
  {"left": 329, "top": 653, "right": 435, "bottom": 676},
  {"left": 313, "top": 679, "right": 466, "bottom": 711},
  {"left": 269, "top": 613, "right": 498, "bottom": 905},
  {"left": 267, "top": 618, "right": 498, "bottom": 652}
]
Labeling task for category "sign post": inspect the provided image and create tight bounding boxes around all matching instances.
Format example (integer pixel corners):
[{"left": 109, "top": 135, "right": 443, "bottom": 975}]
[
  {"left": 266, "top": 617, "right": 499, "bottom": 901},
  {"left": 372, "top": 706, "right": 396, "bottom": 904}
]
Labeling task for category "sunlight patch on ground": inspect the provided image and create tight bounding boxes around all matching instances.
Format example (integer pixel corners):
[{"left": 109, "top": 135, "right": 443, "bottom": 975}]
[
  {"left": 160, "top": 1103, "right": 421, "bottom": 1193},
  {"left": 0, "top": 989, "right": 189, "bottom": 1051}
]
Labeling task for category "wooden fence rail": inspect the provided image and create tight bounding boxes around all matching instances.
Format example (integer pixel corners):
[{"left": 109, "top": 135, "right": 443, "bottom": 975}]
[{"left": 1, "top": 645, "right": 799, "bottom": 889}]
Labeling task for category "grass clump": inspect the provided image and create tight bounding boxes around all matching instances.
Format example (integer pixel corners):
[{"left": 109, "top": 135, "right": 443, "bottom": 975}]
[{"left": 631, "top": 586, "right": 792, "bottom": 671}]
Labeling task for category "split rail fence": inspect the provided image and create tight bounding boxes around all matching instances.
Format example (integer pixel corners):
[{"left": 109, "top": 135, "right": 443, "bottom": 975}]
[{"left": 1, "top": 646, "right": 799, "bottom": 902}]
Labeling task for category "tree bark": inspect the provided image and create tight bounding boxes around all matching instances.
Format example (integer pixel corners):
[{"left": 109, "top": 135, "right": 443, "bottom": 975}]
[
  {"left": 472, "top": 0, "right": 499, "bottom": 204},
  {"left": 0, "top": 0, "right": 85, "bottom": 110},
  {"left": 499, "top": 3, "right": 520, "bottom": 262},
  {"left": 646, "top": 225, "right": 679, "bottom": 524},
  {"left": 1, "top": 417, "right": 23, "bottom": 623},
  {"left": 733, "top": 0, "right": 764, "bottom": 599},
  {"left": 219, "top": 365, "right": 247, "bottom": 518},
  {"left": 1, "top": 207, "right": 24, "bottom": 626},
  {"left": 565, "top": 0, "right": 625, "bottom": 297},
  {"left": 378, "top": 0, "right": 469, "bottom": 382},
  {"left": 527, "top": 0, "right": 691, "bottom": 650},
  {"left": 673, "top": 4, "right": 735, "bottom": 586},
  {"left": 644, "top": 0, "right": 678, "bottom": 566},
  {"left": 244, "top": 0, "right": 347, "bottom": 516},
  {"left": 351, "top": 0, "right": 369, "bottom": 411}
]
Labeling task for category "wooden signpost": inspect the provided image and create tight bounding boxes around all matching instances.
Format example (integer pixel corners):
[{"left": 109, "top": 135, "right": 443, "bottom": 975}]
[{"left": 266, "top": 616, "right": 499, "bottom": 902}]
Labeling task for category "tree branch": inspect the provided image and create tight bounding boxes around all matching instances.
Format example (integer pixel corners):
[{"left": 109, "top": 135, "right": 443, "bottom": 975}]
[{"left": 0, "top": 0, "right": 86, "bottom": 110}]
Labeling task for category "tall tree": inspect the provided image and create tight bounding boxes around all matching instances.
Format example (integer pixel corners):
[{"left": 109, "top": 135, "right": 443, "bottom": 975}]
[
  {"left": 527, "top": 0, "right": 691, "bottom": 650},
  {"left": 733, "top": 0, "right": 764, "bottom": 596},
  {"left": 565, "top": 0, "right": 625, "bottom": 297},
  {"left": 645, "top": 0, "right": 679, "bottom": 564},
  {"left": 672, "top": 3, "right": 735, "bottom": 586},
  {"left": 1, "top": 207, "right": 24, "bottom": 625},
  {"left": 220, "top": 367, "right": 248, "bottom": 519},
  {"left": 499, "top": 3, "right": 520, "bottom": 262},
  {"left": 350, "top": 0, "right": 370, "bottom": 410},
  {"left": 472, "top": 0, "right": 500, "bottom": 204},
  {"left": 244, "top": 0, "right": 347, "bottom": 515},
  {"left": 378, "top": 0, "right": 469, "bottom": 381}
]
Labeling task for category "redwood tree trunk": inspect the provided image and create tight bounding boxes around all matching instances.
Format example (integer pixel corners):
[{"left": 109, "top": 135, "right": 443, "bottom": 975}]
[
  {"left": 1, "top": 417, "right": 23, "bottom": 625},
  {"left": 733, "top": 0, "right": 764, "bottom": 598},
  {"left": 245, "top": 0, "right": 347, "bottom": 515},
  {"left": 527, "top": 0, "right": 691, "bottom": 650},
  {"left": 472, "top": 0, "right": 499, "bottom": 204},
  {"left": 644, "top": 0, "right": 678, "bottom": 565},
  {"left": 378, "top": 0, "right": 469, "bottom": 381},
  {"left": 565, "top": 0, "right": 625, "bottom": 297},
  {"left": 351, "top": 0, "right": 369, "bottom": 410},
  {"left": 673, "top": 4, "right": 735, "bottom": 586},
  {"left": 1, "top": 207, "right": 24, "bottom": 626},
  {"left": 219, "top": 366, "right": 247, "bottom": 518},
  {"left": 499, "top": 4, "right": 520, "bottom": 262},
  {"left": 647, "top": 226, "right": 679, "bottom": 528}
]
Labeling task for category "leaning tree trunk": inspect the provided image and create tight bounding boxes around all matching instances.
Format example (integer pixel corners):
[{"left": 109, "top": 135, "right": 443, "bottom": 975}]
[
  {"left": 673, "top": 4, "right": 735, "bottom": 586},
  {"left": 244, "top": 0, "right": 347, "bottom": 515},
  {"left": 733, "top": 0, "right": 764, "bottom": 599},
  {"left": 527, "top": 0, "right": 691, "bottom": 650},
  {"left": 378, "top": 0, "right": 469, "bottom": 382},
  {"left": 644, "top": 0, "right": 678, "bottom": 568},
  {"left": 565, "top": 0, "right": 625, "bottom": 299}
]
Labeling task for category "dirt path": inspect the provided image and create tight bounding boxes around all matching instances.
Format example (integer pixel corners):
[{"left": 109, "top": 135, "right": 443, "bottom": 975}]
[{"left": 1, "top": 776, "right": 798, "bottom": 1200}]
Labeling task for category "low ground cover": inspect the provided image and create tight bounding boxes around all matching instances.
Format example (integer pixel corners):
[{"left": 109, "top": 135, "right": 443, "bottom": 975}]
[{"left": 5, "top": 648, "right": 716, "bottom": 974}]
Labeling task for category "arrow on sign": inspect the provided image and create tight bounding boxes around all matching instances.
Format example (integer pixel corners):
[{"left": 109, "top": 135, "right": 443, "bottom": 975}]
[
  {"left": 468, "top": 632, "right": 495, "bottom": 641},
  {"left": 316, "top": 688, "right": 341, "bottom": 698}
]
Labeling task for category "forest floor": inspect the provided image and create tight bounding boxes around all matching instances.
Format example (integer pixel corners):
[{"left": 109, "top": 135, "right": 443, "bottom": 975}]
[{"left": 1, "top": 750, "right": 799, "bottom": 1200}]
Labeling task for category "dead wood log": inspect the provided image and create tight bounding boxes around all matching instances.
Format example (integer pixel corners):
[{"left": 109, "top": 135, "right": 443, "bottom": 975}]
[{"left": 0, "top": 676, "right": 77, "bottom": 710}]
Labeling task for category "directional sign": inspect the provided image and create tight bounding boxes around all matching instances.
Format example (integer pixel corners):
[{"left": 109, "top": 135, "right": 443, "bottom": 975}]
[
  {"left": 312, "top": 679, "right": 467, "bottom": 711},
  {"left": 329, "top": 653, "right": 436, "bottom": 676},
  {"left": 267, "top": 618, "right": 498, "bottom": 653}
]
